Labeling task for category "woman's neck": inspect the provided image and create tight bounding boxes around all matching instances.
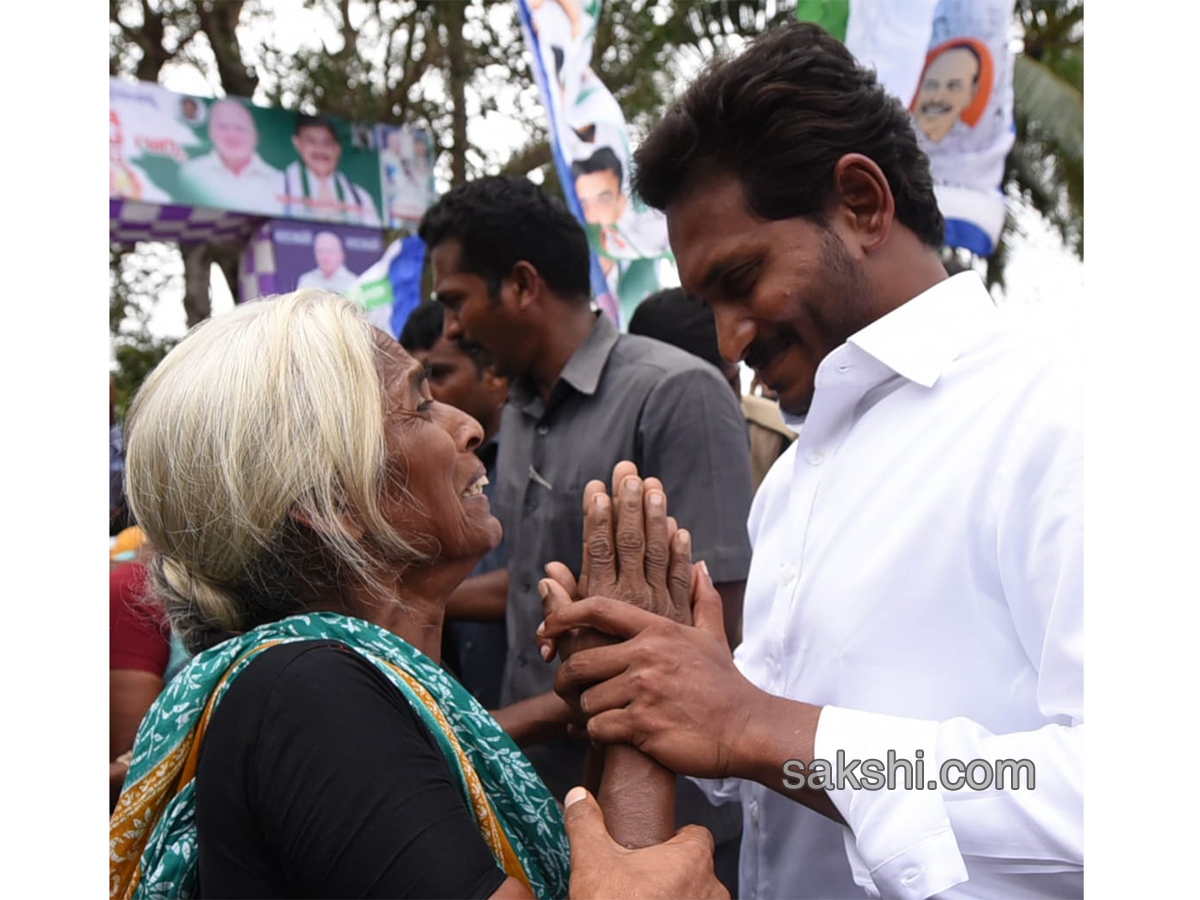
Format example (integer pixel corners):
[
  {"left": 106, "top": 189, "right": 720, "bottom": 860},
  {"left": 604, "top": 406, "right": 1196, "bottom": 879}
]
[{"left": 334, "top": 558, "right": 478, "bottom": 664}]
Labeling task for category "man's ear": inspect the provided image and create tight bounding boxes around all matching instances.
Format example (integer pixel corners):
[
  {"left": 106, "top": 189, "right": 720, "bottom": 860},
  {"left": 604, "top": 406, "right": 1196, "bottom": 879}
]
[
  {"left": 507, "top": 260, "right": 541, "bottom": 311},
  {"left": 290, "top": 504, "right": 365, "bottom": 542},
  {"left": 831, "top": 153, "right": 894, "bottom": 253}
]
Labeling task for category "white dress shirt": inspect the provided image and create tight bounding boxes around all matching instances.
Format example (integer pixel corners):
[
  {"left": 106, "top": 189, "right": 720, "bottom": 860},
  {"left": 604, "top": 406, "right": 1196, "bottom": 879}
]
[
  {"left": 178, "top": 151, "right": 285, "bottom": 216},
  {"left": 698, "top": 273, "right": 1083, "bottom": 900}
]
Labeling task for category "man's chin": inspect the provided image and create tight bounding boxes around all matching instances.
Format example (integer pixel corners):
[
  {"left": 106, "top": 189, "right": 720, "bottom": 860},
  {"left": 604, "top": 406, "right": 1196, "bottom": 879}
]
[{"left": 776, "top": 384, "right": 814, "bottom": 419}]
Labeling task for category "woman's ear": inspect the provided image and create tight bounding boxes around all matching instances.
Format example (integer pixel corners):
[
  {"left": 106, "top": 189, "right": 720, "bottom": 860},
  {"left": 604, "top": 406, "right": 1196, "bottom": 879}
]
[{"left": 290, "top": 505, "right": 365, "bottom": 541}]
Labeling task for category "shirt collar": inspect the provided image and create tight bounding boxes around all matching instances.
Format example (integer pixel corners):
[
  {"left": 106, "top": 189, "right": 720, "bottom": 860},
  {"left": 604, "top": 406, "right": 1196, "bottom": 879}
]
[
  {"left": 846, "top": 272, "right": 997, "bottom": 388},
  {"left": 510, "top": 311, "right": 618, "bottom": 415},
  {"left": 552, "top": 310, "right": 620, "bottom": 397}
]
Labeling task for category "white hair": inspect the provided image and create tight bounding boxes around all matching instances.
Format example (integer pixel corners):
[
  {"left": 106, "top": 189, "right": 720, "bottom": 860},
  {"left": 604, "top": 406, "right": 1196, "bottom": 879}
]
[{"left": 125, "top": 289, "right": 428, "bottom": 653}]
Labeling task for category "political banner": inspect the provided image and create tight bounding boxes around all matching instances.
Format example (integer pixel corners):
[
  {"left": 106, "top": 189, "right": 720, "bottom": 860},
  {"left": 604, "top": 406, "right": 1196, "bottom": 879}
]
[
  {"left": 346, "top": 236, "right": 429, "bottom": 338},
  {"left": 110, "top": 79, "right": 435, "bottom": 229},
  {"left": 796, "top": 0, "right": 1015, "bottom": 257},
  {"left": 271, "top": 221, "right": 384, "bottom": 299},
  {"left": 516, "top": 0, "right": 672, "bottom": 328}
]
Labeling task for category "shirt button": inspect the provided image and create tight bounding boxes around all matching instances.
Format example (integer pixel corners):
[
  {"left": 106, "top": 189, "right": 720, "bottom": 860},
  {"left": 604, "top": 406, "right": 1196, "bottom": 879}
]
[
  {"left": 749, "top": 801, "right": 759, "bottom": 826},
  {"left": 525, "top": 498, "right": 539, "bottom": 512},
  {"left": 521, "top": 581, "right": 532, "bottom": 593},
  {"left": 536, "top": 424, "right": 550, "bottom": 436},
  {"left": 900, "top": 870, "right": 921, "bottom": 887},
  {"left": 779, "top": 564, "right": 797, "bottom": 586},
  {"left": 516, "top": 651, "right": 528, "bottom": 667},
  {"left": 807, "top": 450, "right": 824, "bottom": 466}
]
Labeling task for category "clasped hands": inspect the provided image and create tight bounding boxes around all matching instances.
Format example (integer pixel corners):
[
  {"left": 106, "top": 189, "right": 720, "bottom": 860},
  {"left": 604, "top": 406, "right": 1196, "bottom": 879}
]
[{"left": 536, "top": 461, "right": 768, "bottom": 782}]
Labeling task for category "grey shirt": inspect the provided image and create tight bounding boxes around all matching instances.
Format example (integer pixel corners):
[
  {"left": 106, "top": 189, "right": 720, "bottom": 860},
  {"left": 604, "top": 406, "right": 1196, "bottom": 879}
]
[{"left": 494, "top": 311, "right": 754, "bottom": 796}]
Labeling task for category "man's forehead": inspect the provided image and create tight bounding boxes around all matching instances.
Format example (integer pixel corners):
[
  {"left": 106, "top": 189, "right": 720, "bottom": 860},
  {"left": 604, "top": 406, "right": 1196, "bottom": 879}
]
[{"left": 666, "top": 173, "right": 753, "bottom": 287}]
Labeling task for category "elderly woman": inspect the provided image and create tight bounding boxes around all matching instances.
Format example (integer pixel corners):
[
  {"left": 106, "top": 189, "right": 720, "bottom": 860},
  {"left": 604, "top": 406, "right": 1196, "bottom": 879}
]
[{"left": 109, "top": 290, "right": 572, "bottom": 900}]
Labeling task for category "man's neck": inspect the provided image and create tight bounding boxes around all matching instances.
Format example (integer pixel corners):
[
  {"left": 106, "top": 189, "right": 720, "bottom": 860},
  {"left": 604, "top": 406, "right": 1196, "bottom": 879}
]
[
  {"left": 870, "top": 235, "right": 951, "bottom": 322},
  {"left": 528, "top": 300, "right": 598, "bottom": 402}
]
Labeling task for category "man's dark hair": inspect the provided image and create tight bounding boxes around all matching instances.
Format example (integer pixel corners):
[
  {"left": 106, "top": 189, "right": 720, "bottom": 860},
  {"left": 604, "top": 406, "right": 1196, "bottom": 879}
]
[
  {"left": 627, "top": 288, "right": 723, "bottom": 370},
  {"left": 571, "top": 147, "right": 624, "bottom": 186},
  {"left": 397, "top": 301, "right": 445, "bottom": 354},
  {"left": 294, "top": 113, "right": 339, "bottom": 140},
  {"left": 418, "top": 175, "right": 591, "bottom": 302},
  {"left": 633, "top": 22, "right": 943, "bottom": 248},
  {"left": 397, "top": 301, "right": 487, "bottom": 376}
]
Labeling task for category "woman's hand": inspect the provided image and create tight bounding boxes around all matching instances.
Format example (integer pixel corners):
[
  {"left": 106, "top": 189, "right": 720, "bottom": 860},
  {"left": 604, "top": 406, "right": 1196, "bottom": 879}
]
[{"left": 538, "top": 461, "right": 693, "bottom": 665}]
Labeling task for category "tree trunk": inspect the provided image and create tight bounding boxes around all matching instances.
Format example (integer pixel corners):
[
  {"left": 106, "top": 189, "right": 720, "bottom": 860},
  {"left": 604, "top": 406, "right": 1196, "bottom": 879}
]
[
  {"left": 444, "top": 1, "right": 470, "bottom": 188},
  {"left": 181, "top": 243, "right": 212, "bottom": 328}
]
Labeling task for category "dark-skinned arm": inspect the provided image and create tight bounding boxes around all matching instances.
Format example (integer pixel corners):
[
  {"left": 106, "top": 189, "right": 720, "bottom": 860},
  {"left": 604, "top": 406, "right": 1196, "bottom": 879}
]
[
  {"left": 489, "top": 690, "right": 577, "bottom": 749},
  {"left": 445, "top": 568, "right": 508, "bottom": 621},
  {"left": 541, "top": 463, "right": 696, "bottom": 849},
  {"left": 540, "top": 566, "right": 844, "bottom": 824}
]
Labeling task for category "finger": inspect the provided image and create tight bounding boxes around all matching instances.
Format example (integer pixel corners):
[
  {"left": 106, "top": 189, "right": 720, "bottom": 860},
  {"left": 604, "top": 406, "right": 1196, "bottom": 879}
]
[
  {"left": 691, "top": 560, "right": 727, "bottom": 641},
  {"left": 615, "top": 474, "right": 647, "bottom": 598},
  {"left": 562, "top": 787, "right": 616, "bottom": 852},
  {"left": 579, "top": 480, "right": 609, "bottom": 596},
  {"left": 554, "top": 638, "right": 635, "bottom": 693},
  {"left": 585, "top": 707, "right": 636, "bottom": 746},
  {"left": 643, "top": 487, "right": 670, "bottom": 595},
  {"left": 669, "top": 823, "right": 718, "bottom": 856},
  {"left": 544, "top": 560, "right": 579, "bottom": 598},
  {"left": 584, "top": 490, "right": 618, "bottom": 595},
  {"left": 578, "top": 670, "right": 638, "bottom": 718},
  {"left": 542, "top": 595, "right": 664, "bottom": 641},
  {"left": 610, "top": 460, "right": 639, "bottom": 499},
  {"left": 668, "top": 528, "right": 693, "bottom": 621},
  {"left": 537, "top": 578, "right": 574, "bottom": 661}
]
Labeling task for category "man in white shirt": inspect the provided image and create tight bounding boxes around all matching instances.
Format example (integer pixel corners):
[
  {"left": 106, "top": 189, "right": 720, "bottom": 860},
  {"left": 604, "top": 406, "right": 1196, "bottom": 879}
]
[
  {"left": 296, "top": 231, "right": 357, "bottom": 294},
  {"left": 282, "top": 114, "right": 381, "bottom": 227},
  {"left": 178, "top": 98, "right": 284, "bottom": 216},
  {"left": 541, "top": 22, "right": 1082, "bottom": 900}
]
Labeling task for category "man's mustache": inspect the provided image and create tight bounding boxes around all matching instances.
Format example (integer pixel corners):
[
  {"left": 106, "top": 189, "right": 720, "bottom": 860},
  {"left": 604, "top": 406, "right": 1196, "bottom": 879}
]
[{"left": 744, "top": 331, "right": 794, "bottom": 371}]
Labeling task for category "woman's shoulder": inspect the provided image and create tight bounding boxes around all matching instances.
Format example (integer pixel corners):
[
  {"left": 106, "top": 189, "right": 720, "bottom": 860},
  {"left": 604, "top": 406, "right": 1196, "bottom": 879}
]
[{"left": 217, "top": 639, "right": 418, "bottom": 723}]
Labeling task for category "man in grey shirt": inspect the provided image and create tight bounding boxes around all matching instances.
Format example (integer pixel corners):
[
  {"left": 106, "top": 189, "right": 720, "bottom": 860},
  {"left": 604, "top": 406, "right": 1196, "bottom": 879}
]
[{"left": 419, "top": 176, "right": 753, "bottom": 889}]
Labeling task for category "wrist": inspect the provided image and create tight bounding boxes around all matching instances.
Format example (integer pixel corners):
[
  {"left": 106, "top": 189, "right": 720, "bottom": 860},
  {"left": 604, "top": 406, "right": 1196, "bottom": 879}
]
[{"left": 734, "top": 692, "right": 822, "bottom": 787}]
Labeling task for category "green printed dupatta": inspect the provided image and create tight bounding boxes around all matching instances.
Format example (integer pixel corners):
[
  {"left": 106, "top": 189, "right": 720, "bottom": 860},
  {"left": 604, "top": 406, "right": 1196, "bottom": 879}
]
[{"left": 110, "top": 611, "right": 569, "bottom": 900}]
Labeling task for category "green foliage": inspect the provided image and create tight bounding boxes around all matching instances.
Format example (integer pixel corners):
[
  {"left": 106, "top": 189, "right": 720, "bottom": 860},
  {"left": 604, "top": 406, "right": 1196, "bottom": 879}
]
[{"left": 110, "top": 242, "right": 180, "bottom": 417}]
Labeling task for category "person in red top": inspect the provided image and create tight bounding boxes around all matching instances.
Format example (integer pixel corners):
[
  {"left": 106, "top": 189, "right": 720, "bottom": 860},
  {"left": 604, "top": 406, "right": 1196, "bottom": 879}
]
[{"left": 109, "top": 561, "right": 171, "bottom": 809}]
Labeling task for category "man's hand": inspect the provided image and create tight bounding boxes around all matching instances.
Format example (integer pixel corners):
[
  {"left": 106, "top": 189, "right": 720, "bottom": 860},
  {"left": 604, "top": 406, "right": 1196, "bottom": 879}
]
[
  {"left": 541, "top": 560, "right": 771, "bottom": 780},
  {"left": 563, "top": 787, "right": 729, "bottom": 900}
]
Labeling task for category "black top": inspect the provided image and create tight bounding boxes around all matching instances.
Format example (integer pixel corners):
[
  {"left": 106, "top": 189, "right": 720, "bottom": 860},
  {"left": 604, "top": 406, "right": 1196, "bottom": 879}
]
[{"left": 194, "top": 640, "right": 508, "bottom": 899}]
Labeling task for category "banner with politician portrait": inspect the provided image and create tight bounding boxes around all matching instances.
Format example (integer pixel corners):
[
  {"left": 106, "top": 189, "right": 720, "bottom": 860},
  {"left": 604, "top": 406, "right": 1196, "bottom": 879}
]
[
  {"left": 794, "top": 0, "right": 1015, "bottom": 257},
  {"left": 271, "top": 220, "right": 384, "bottom": 301},
  {"left": 516, "top": 0, "right": 672, "bottom": 329},
  {"left": 110, "top": 78, "right": 397, "bottom": 228}
]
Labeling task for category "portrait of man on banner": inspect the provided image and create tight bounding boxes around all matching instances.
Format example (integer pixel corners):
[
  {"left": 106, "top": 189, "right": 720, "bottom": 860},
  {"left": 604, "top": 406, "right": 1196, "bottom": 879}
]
[
  {"left": 570, "top": 146, "right": 670, "bottom": 325},
  {"left": 281, "top": 114, "right": 381, "bottom": 227},
  {"left": 911, "top": 37, "right": 994, "bottom": 144},
  {"left": 178, "top": 98, "right": 286, "bottom": 217}
]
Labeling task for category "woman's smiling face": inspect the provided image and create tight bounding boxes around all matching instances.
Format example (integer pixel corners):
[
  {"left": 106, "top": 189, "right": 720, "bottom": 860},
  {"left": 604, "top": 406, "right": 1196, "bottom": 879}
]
[{"left": 373, "top": 330, "right": 502, "bottom": 566}]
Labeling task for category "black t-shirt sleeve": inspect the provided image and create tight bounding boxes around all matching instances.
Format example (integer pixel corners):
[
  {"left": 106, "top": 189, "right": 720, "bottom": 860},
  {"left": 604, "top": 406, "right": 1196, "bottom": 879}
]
[{"left": 195, "top": 640, "right": 508, "bottom": 899}]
